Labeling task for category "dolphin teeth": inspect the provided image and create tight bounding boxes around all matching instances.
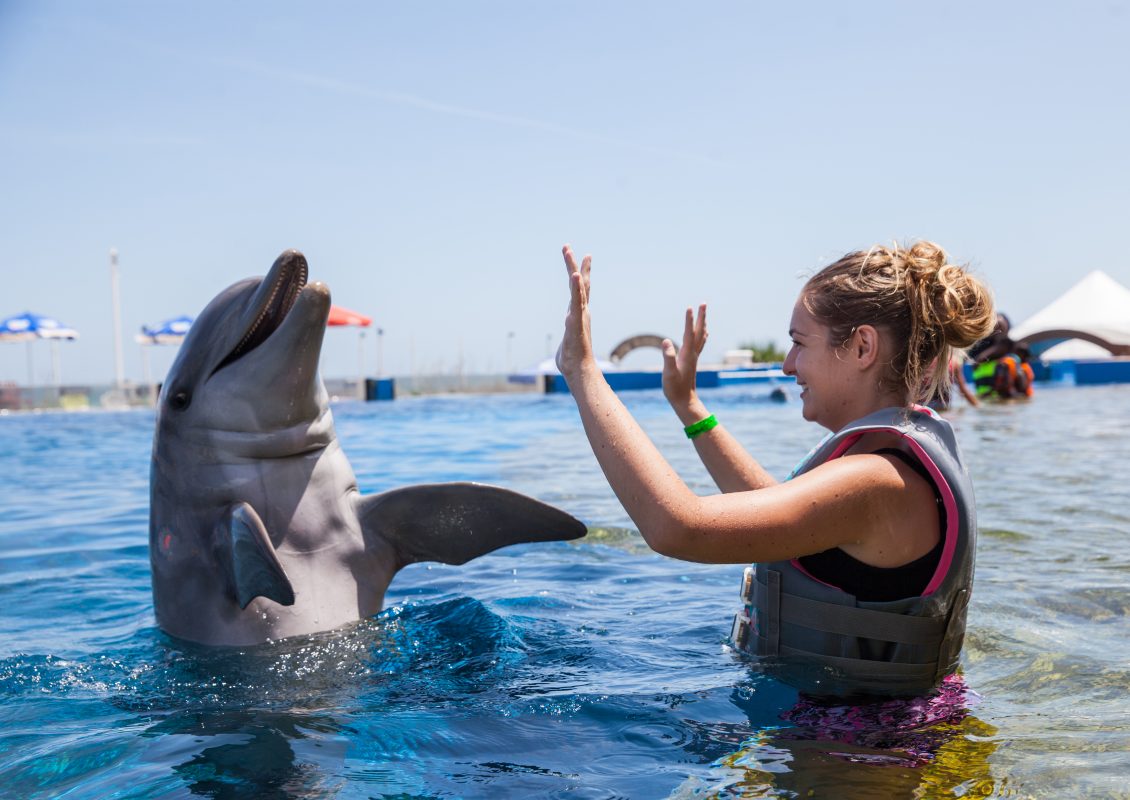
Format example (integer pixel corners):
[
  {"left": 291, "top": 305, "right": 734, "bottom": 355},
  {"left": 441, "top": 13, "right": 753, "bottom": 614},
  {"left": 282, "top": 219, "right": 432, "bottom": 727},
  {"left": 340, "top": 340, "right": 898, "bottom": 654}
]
[{"left": 213, "top": 255, "right": 308, "bottom": 374}]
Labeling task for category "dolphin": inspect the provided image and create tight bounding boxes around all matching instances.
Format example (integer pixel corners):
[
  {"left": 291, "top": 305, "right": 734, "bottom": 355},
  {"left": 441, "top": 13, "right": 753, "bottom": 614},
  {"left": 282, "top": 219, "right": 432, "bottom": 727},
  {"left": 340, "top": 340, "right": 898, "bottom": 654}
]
[{"left": 149, "top": 249, "right": 586, "bottom": 646}]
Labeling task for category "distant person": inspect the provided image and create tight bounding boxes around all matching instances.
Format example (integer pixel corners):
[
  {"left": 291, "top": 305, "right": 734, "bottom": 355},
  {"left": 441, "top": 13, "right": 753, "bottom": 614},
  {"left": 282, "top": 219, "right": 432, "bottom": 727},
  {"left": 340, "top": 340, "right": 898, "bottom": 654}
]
[
  {"left": 556, "top": 241, "right": 996, "bottom": 698},
  {"left": 968, "top": 312, "right": 1012, "bottom": 363},
  {"left": 970, "top": 314, "right": 1035, "bottom": 400},
  {"left": 990, "top": 345, "right": 1035, "bottom": 400}
]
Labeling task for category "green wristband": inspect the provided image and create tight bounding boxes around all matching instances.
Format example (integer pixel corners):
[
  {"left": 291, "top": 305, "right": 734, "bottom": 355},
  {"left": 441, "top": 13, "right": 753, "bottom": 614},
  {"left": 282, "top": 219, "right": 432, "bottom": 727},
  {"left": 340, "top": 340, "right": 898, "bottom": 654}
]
[{"left": 684, "top": 414, "right": 718, "bottom": 439}]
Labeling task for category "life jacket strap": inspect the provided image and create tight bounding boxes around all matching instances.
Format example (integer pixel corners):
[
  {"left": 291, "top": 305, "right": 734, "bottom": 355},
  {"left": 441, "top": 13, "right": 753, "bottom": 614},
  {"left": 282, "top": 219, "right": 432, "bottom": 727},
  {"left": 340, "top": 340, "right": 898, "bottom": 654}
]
[
  {"left": 773, "top": 644, "right": 940, "bottom": 681},
  {"left": 750, "top": 576, "right": 947, "bottom": 647}
]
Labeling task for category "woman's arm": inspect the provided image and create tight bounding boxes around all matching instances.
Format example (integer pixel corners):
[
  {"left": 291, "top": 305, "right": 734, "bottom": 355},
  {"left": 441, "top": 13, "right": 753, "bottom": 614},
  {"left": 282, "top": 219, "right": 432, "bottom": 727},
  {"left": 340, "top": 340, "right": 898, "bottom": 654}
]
[
  {"left": 953, "top": 360, "right": 980, "bottom": 406},
  {"left": 557, "top": 245, "right": 919, "bottom": 565},
  {"left": 661, "top": 304, "right": 778, "bottom": 492}
]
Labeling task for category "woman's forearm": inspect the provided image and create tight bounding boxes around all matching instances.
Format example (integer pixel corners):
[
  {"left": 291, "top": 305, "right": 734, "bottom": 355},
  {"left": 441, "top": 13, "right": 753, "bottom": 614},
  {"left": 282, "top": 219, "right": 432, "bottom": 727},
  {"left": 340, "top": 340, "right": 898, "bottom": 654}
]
[
  {"left": 691, "top": 425, "right": 779, "bottom": 492},
  {"left": 566, "top": 364, "right": 699, "bottom": 555},
  {"left": 670, "top": 397, "right": 779, "bottom": 492}
]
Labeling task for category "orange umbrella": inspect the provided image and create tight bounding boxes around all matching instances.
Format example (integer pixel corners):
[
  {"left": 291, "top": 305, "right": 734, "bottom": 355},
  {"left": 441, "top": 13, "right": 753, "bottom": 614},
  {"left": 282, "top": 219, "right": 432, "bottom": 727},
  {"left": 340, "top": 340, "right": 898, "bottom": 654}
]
[
  {"left": 327, "top": 305, "right": 372, "bottom": 327},
  {"left": 326, "top": 305, "right": 374, "bottom": 398}
]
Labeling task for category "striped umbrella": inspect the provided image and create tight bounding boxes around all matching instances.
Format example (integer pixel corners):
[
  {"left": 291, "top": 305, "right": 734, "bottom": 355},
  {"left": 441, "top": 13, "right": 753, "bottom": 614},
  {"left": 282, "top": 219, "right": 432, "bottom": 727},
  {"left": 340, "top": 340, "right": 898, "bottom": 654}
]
[
  {"left": 136, "top": 315, "right": 194, "bottom": 346},
  {"left": 0, "top": 311, "right": 79, "bottom": 387}
]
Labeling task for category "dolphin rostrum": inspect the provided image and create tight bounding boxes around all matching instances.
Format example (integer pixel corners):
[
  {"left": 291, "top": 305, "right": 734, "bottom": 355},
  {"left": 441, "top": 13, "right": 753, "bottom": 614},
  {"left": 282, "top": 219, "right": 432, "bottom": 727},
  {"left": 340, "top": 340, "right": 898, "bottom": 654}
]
[{"left": 149, "top": 249, "right": 586, "bottom": 646}]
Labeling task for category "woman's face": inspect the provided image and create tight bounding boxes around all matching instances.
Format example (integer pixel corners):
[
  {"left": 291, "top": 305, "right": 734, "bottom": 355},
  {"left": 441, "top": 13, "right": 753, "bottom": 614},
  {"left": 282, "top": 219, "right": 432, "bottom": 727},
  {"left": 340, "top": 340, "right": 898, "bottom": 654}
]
[{"left": 782, "top": 300, "right": 856, "bottom": 430}]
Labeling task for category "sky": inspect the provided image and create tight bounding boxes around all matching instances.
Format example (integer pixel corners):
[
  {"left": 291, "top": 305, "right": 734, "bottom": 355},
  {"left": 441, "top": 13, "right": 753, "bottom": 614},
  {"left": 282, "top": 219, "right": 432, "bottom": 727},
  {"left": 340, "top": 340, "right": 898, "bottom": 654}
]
[{"left": 2, "top": 1, "right": 1128, "bottom": 387}]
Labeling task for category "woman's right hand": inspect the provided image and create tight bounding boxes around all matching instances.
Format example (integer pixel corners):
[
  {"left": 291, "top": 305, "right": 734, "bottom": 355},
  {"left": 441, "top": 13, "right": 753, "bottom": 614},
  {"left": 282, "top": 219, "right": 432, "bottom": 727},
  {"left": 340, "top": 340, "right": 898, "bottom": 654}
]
[
  {"left": 662, "top": 304, "right": 708, "bottom": 420},
  {"left": 556, "top": 245, "right": 595, "bottom": 380}
]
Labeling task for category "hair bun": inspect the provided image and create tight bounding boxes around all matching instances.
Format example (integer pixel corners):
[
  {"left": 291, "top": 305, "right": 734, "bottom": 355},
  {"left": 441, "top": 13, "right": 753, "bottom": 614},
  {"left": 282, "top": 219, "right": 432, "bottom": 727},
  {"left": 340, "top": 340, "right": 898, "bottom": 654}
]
[
  {"left": 903, "top": 241, "right": 948, "bottom": 278},
  {"left": 928, "top": 259, "right": 995, "bottom": 351}
]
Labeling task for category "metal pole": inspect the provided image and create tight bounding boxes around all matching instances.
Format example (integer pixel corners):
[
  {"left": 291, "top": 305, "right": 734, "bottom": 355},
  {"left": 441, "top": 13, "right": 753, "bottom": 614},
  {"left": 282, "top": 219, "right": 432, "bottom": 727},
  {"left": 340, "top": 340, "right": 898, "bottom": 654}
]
[
  {"left": 376, "top": 328, "right": 384, "bottom": 379},
  {"left": 51, "top": 340, "right": 61, "bottom": 387},
  {"left": 357, "top": 330, "right": 366, "bottom": 399},
  {"left": 110, "top": 248, "right": 125, "bottom": 388},
  {"left": 140, "top": 344, "right": 153, "bottom": 405}
]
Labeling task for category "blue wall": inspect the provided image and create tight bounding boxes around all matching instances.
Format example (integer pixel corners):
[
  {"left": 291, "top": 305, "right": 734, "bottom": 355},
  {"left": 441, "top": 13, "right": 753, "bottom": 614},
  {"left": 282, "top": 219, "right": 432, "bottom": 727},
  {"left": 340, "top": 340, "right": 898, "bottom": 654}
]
[{"left": 544, "top": 368, "right": 792, "bottom": 394}]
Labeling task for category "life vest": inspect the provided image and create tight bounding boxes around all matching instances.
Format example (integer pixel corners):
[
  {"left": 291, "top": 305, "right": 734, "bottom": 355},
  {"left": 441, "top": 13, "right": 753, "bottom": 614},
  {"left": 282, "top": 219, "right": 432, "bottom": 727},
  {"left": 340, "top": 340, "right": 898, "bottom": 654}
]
[
  {"left": 999, "top": 355, "right": 1034, "bottom": 397},
  {"left": 730, "top": 406, "right": 976, "bottom": 699},
  {"left": 973, "top": 355, "right": 1034, "bottom": 398},
  {"left": 971, "top": 360, "right": 998, "bottom": 397}
]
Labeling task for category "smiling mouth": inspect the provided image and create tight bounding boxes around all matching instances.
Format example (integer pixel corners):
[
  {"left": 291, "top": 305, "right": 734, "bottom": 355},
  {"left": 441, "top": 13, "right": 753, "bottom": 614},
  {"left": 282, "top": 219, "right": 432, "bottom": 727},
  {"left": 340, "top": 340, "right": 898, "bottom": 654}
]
[{"left": 213, "top": 251, "right": 308, "bottom": 375}]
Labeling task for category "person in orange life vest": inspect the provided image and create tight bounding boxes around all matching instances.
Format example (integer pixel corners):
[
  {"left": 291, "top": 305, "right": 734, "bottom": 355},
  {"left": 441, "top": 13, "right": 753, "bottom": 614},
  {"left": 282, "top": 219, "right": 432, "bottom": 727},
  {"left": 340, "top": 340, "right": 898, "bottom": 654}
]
[
  {"left": 994, "top": 344, "right": 1035, "bottom": 399},
  {"left": 556, "top": 241, "right": 996, "bottom": 697}
]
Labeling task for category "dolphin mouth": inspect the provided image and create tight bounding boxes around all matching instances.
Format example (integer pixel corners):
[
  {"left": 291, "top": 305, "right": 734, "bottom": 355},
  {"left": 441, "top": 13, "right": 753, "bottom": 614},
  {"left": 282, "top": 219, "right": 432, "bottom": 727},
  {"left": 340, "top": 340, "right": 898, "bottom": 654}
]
[{"left": 213, "top": 251, "right": 309, "bottom": 375}]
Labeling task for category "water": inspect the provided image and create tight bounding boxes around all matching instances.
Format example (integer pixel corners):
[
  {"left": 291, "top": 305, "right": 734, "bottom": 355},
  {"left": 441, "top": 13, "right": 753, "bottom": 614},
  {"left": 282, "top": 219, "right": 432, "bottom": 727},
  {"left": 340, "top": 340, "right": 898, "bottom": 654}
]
[{"left": 0, "top": 385, "right": 1127, "bottom": 798}]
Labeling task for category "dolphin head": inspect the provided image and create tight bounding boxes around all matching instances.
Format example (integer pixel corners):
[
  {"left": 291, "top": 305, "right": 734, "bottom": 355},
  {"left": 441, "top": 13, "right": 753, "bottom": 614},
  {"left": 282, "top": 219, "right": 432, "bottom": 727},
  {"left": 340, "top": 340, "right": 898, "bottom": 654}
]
[{"left": 158, "top": 249, "right": 332, "bottom": 435}]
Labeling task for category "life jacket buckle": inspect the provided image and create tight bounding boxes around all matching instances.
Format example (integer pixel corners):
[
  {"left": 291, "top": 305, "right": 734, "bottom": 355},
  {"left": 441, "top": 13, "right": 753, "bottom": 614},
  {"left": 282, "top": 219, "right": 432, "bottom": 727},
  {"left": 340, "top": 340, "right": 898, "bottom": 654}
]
[{"left": 740, "top": 566, "right": 754, "bottom": 603}]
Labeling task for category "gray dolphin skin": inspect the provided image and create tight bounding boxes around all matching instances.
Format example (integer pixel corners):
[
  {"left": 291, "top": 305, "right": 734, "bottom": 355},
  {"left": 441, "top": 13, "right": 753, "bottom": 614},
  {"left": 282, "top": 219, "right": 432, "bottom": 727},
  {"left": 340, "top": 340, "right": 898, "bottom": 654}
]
[{"left": 149, "top": 249, "right": 587, "bottom": 646}]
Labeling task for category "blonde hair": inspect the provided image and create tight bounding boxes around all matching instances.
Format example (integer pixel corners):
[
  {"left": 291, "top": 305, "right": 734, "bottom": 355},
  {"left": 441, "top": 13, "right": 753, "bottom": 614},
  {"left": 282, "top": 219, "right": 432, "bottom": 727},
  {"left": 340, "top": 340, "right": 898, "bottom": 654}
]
[{"left": 802, "top": 241, "right": 996, "bottom": 404}]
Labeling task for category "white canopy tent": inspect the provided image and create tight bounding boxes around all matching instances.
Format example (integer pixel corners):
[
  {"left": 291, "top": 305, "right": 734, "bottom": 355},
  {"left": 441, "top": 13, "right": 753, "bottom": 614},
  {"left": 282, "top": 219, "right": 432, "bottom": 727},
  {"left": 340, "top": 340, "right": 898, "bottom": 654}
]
[{"left": 1011, "top": 270, "right": 1130, "bottom": 359}]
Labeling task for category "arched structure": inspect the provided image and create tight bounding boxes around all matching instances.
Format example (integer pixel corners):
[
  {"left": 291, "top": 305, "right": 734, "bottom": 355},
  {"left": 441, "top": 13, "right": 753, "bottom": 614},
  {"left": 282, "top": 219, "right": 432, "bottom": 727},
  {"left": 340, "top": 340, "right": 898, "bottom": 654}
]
[
  {"left": 609, "top": 334, "right": 668, "bottom": 365},
  {"left": 1016, "top": 330, "right": 1130, "bottom": 357}
]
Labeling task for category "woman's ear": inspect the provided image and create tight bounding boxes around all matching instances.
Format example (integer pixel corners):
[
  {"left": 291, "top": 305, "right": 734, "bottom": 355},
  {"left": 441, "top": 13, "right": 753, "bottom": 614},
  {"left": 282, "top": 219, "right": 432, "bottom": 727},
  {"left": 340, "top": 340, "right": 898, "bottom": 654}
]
[{"left": 851, "top": 324, "right": 882, "bottom": 369}]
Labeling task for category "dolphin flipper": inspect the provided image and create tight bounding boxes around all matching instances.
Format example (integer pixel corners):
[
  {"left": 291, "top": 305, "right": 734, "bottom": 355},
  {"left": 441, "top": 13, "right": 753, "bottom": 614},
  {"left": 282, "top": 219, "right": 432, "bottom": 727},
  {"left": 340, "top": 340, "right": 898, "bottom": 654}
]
[
  {"left": 215, "top": 502, "right": 296, "bottom": 609},
  {"left": 357, "top": 482, "right": 587, "bottom": 567}
]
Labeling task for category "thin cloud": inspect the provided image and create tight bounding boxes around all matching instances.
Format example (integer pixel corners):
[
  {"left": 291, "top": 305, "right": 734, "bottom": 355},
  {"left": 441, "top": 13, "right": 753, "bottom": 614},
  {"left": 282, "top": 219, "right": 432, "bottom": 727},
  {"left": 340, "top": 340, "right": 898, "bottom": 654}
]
[
  {"left": 0, "top": 124, "right": 204, "bottom": 150},
  {"left": 43, "top": 15, "right": 728, "bottom": 167},
  {"left": 211, "top": 56, "right": 729, "bottom": 168}
]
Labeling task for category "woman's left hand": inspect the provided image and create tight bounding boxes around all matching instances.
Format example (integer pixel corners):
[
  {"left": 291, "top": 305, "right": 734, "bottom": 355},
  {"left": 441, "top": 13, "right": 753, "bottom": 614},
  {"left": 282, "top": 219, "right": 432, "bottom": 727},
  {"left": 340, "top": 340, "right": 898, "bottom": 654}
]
[
  {"left": 662, "top": 304, "right": 708, "bottom": 418},
  {"left": 556, "top": 245, "right": 595, "bottom": 379}
]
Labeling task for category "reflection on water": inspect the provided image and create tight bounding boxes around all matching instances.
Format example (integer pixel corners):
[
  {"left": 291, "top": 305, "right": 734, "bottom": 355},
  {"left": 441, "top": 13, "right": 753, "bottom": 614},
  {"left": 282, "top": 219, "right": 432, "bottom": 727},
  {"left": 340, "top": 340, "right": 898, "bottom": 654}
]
[
  {"left": 152, "top": 710, "right": 348, "bottom": 799},
  {"left": 698, "top": 710, "right": 998, "bottom": 800},
  {"left": 685, "top": 676, "right": 1000, "bottom": 799},
  {"left": 0, "top": 386, "right": 1128, "bottom": 797}
]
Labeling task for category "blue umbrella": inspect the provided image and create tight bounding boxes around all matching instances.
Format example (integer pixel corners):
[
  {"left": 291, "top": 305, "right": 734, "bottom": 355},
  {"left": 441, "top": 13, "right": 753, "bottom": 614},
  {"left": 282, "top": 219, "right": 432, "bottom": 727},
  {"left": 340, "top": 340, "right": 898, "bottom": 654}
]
[
  {"left": 0, "top": 311, "right": 80, "bottom": 387},
  {"left": 0, "top": 311, "right": 79, "bottom": 342},
  {"left": 137, "top": 315, "right": 193, "bottom": 346},
  {"left": 136, "top": 316, "right": 193, "bottom": 395}
]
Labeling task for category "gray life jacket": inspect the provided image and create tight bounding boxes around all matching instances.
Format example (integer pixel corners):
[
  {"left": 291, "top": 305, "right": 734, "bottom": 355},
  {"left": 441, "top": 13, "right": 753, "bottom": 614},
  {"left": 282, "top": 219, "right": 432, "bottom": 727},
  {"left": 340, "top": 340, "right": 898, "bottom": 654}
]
[{"left": 730, "top": 405, "right": 976, "bottom": 699}]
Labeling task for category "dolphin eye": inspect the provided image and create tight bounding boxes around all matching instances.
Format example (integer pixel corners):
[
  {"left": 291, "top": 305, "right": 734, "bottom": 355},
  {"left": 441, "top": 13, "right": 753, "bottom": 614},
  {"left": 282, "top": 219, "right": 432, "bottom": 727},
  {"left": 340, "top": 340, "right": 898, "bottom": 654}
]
[{"left": 169, "top": 390, "right": 191, "bottom": 411}]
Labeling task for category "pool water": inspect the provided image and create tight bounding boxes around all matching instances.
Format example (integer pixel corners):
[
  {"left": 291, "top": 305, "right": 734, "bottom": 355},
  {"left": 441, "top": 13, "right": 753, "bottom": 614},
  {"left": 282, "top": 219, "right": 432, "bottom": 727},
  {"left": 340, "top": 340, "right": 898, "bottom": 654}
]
[{"left": 1, "top": 385, "right": 1127, "bottom": 798}]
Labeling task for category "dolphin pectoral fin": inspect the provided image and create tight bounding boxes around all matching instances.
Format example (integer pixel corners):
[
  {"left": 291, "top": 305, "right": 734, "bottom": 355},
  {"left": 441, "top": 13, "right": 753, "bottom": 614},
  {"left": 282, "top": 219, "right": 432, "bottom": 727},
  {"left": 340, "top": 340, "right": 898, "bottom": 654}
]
[
  {"left": 357, "top": 482, "right": 587, "bottom": 567},
  {"left": 216, "top": 503, "right": 296, "bottom": 609}
]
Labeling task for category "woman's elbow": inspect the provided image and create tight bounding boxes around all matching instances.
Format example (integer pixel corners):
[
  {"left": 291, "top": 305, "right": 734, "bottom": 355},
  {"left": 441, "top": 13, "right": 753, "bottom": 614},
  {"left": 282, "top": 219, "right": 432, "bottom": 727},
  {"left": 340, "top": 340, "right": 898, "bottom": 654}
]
[{"left": 638, "top": 514, "right": 702, "bottom": 561}]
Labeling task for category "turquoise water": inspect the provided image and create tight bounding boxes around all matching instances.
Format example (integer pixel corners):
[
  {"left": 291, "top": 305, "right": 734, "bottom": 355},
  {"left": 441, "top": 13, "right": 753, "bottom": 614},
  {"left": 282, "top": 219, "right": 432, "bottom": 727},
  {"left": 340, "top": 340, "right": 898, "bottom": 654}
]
[{"left": 1, "top": 385, "right": 1127, "bottom": 798}]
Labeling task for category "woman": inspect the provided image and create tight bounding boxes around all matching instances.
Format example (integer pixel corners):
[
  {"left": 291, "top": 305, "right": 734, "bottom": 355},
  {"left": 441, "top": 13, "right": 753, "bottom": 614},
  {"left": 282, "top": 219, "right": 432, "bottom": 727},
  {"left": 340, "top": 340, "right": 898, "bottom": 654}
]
[{"left": 557, "top": 241, "right": 995, "bottom": 698}]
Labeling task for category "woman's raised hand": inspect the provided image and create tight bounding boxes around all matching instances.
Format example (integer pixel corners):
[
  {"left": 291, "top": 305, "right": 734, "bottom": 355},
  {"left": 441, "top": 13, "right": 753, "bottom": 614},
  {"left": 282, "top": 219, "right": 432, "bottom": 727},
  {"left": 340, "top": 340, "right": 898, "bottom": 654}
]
[
  {"left": 556, "top": 245, "right": 595, "bottom": 378},
  {"left": 662, "top": 304, "right": 708, "bottom": 415}
]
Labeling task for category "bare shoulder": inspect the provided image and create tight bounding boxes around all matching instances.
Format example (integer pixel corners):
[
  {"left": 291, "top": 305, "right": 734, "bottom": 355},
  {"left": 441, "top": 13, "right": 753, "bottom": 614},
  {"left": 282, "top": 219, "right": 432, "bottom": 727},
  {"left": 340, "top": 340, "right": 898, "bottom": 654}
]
[
  {"left": 784, "top": 451, "right": 910, "bottom": 507},
  {"left": 764, "top": 452, "right": 921, "bottom": 549},
  {"left": 792, "top": 448, "right": 941, "bottom": 566}
]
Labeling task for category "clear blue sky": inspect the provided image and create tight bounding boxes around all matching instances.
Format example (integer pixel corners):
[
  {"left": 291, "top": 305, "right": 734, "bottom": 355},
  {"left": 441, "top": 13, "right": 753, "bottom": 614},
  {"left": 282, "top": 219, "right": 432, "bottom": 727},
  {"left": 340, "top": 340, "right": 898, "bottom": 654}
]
[{"left": 2, "top": 1, "right": 1128, "bottom": 386}]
